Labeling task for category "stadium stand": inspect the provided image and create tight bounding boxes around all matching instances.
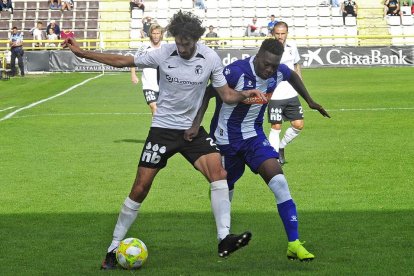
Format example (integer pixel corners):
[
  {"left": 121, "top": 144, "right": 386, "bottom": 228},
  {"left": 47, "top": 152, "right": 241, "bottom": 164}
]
[{"left": 1, "top": 0, "right": 414, "bottom": 50}]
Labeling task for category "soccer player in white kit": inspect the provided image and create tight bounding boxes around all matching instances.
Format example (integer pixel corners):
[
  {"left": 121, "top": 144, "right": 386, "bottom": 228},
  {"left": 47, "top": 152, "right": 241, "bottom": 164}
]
[
  {"left": 130, "top": 23, "right": 165, "bottom": 115},
  {"left": 62, "top": 11, "right": 266, "bottom": 269},
  {"left": 267, "top": 21, "right": 305, "bottom": 164}
]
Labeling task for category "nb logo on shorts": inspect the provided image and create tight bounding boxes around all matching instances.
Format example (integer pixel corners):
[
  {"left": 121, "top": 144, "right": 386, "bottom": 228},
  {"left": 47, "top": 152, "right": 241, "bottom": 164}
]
[
  {"left": 141, "top": 142, "right": 166, "bottom": 164},
  {"left": 270, "top": 107, "right": 282, "bottom": 121}
]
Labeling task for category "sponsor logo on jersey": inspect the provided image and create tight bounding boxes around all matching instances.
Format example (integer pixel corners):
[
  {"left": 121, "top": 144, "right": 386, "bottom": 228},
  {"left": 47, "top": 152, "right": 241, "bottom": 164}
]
[
  {"left": 165, "top": 74, "right": 203, "bottom": 85},
  {"left": 141, "top": 142, "right": 166, "bottom": 164}
]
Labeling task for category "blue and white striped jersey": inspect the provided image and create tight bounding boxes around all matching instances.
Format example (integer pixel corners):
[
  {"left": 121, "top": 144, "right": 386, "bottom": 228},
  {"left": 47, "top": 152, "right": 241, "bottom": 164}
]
[{"left": 211, "top": 56, "right": 291, "bottom": 145}]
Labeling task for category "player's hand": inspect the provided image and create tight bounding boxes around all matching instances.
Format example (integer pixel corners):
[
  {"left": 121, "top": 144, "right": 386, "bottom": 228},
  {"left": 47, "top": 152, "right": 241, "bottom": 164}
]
[
  {"left": 61, "top": 37, "right": 83, "bottom": 56},
  {"left": 131, "top": 75, "right": 139, "bottom": 84},
  {"left": 184, "top": 126, "right": 200, "bottom": 142},
  {"left": 308, "top": 101, "right": 331, "bottom": 118},
  {"left": 241, "top": 89, "right": 268, "bottom": 104}
]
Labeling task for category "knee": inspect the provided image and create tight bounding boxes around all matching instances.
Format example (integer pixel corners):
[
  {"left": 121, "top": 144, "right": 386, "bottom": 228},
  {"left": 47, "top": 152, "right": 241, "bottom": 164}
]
[
  {"left": 129, "top": 182, "right": 150, "bottom": 202},
  {"left": 291, "top": 120, "right": 304, "bottom": 130},
  {"left": 213, "top": 167, "right": 227, "bottom": 181}
]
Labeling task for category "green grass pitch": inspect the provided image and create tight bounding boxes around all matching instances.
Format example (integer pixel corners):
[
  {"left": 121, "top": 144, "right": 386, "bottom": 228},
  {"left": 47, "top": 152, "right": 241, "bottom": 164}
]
[{"left": 0, "top": 68, "right": 413, "bottom": 275}]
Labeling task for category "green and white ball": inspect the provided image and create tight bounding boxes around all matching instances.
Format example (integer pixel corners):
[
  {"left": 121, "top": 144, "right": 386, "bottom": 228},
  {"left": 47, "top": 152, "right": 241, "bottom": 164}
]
[{"left": 116, "top": 238, "right": 148, "bottom": 269}]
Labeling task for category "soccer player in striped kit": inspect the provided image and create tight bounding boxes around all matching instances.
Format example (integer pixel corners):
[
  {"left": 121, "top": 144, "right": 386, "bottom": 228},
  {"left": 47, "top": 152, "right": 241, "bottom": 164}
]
[{"left": 186, "top": 38, "right": 330, "bottom": 261}]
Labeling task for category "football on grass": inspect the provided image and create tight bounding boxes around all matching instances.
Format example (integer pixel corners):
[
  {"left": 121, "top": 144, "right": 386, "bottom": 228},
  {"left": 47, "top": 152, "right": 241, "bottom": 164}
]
[{"left": 116, "top": 238, "right": 148, "bottom": 269}]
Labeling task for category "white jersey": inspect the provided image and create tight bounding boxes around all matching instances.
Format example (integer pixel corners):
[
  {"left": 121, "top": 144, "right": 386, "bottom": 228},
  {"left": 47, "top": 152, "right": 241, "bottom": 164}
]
[
  {"left": 137, "top": 41, "right": 166, "bottom": 92},
  {"left": 134, "top": 43, "right": 227, "bottom": 129},
  {"left": 271, "top": 41, "right": 300, "bottom": 100}
]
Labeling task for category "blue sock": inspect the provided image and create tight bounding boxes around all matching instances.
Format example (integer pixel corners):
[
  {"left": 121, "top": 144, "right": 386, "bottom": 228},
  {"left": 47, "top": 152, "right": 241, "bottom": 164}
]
[{"left": 277, "top": 199, "right": 299, "bottom": 242}]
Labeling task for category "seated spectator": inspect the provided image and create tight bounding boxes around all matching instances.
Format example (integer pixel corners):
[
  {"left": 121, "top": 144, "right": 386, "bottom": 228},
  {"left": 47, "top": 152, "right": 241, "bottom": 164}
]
[
  {"left": 0, "top": 0, "right": 13, "bottom": 14},
  {"left": 267, "top": 14, "right": 278, "bottom": 36},
  {"left": 384, "top": 0, "right": 401, "bottom": 17},
  {"left": 46, "top": 20, "right": 61, "bottom": 39},
  {"left": 245, "top": 17, "right": 265, "bottom": 37},
  {"left": 141, "top": 16, "right": 152, "bottom": 38},
  {"left": 30, "top": 21, "right": 46, "bottom": 48},
  {"left": 331, "top": 0, "right": 340, "bottom": 7},
  {"left": 400, "top": 1, "right": 411, "bottom": 14},
  {"left": 130, "top": 0, "right": 144, "bottom": 17},
  {"left": 61, "top": 0, "right": 73, "bottom": 11},
  {"left": 60, "top": 29, "right": 75, "bottom": 40},
  {"left": 193, "top": 0, "right": 207, "bottom": 13},
  {"left": 46, "top": 28, "right": 58, "bottom": 47},
  {"left": 205, "top": 25, "right": 219, "bottom": 49},
  {"left": 341, "top": 0, "right": 358, "bottom": 25},
  {"left": 50, "top": 0, "right": 61, "bottom": 9}
]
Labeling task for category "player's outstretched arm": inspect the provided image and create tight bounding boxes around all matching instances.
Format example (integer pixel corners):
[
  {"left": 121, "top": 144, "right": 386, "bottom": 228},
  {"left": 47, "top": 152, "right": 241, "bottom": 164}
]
[
  {"left": 215, "top": 84, "right": 266, "bottom": 104},
  {"left": 288, "top": 70, "right": 331, "bottom": 118},
  {"left": 62, "top": 37, "right": 136, "bottom": 68}
]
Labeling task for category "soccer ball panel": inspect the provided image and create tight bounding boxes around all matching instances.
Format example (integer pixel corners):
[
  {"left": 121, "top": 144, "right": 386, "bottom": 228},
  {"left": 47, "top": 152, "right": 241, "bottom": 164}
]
[{"left": 116, "top": 238, "right": 148, "bottom": 269}]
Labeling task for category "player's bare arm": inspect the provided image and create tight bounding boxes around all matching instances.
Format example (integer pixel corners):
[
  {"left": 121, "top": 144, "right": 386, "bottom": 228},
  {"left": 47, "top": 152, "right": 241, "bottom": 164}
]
[
  {"left": 62, "top": 37, "right": 135, "bottom": 68},
  {"left": 288, "top": 70, "right": 331, "bottom": 118},
  {"left": 215, "top": 84, "right": 266, "bottom": 104}
]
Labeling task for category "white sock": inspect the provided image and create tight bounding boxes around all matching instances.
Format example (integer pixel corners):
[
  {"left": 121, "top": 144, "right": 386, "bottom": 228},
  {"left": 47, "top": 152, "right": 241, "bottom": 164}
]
[
  {"left": 269, "top": 128, "right": 281, "bottom": 152},
  {"left": 108, "top": 197, "right": 141, "bottom": 252},
  {"left": 268, "top": 174, "right": 292, "bottom": 204},
  {"left": 280, "top": 127, "right": 301, "bottom": 149},
  {"left": 229, "top": 189, "right": 234, "bottom": 202},
  {"left": 210, "top": 180, "right": 231, "bottom": 241}
]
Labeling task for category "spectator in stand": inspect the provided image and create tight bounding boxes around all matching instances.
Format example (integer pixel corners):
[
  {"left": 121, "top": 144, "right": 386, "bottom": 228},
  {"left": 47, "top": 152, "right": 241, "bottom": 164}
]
[
  {"left": 341, "top": 0, "right": 358, "bottom": 25},
  {"left": 193, "top": 0, "right": 207, "bottom": 13},
  {"left": 10, "top": 26, "right": 24, "bottom": 77},
  {"left": 130, "top": 0, "right": 144, "bottom": 17},
  {"left": 0, "top": 0, "right": 13, "bottom": 14},
  {"left": 61, "top": 0, "right": 73, "bottom": 11},
  {"left": 46, "top": 20, "right": 61, "bottom": 39},
  {"left": 412, "top": 2, "right": 414, "bottom": 14},
  {"left": 267, "top": 15, "right": 278, "bottom": 36},
  {"left": 331, "top": 0, "right": 340, "bottom": 7},
  {"left": 245, "top": 17, "right": 265, "bottom": 37},
  {"left": 205, "top": 25, "right": 219, "bottom": 49},
  {"left": 46, "top": 27, "right": 58, "bottom": 47},
  {"left": 61, "top": 29, "right": 75, "bottom": 40},
  {"left": 384, "top": 0, "right": 401, "bottom": 17},
  {"left": 400, "top": 1, "right": 411, "bottom": 14},
  {"left": 141, "top": 16, "right": 152, "bottom": 38},
  {"left": 50, "top": 0, "right": 61, "bottom": 9},
  {"left": 31, "top": 21, "right": 46, "bottom": 48}
]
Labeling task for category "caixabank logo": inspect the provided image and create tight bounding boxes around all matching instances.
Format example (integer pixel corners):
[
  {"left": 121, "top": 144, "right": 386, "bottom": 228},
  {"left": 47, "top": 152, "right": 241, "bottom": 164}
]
[{"left": 301, "top": 47, "right": 410, "bottom": 67}]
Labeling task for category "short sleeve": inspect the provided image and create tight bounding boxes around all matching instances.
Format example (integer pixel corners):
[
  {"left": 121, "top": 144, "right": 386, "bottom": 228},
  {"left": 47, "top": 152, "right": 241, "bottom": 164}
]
[
  {"left": 210, "top": 53, "right": 228, "bottom": 88},
  {"left": 278, "top": 64, "right": 292, "bottom": 81},
  {"left": 222, "top": 64, "right": 243, "bottom": 89},
  {"left": 133, "top": 47, "right": 160, "bottom": 69}
]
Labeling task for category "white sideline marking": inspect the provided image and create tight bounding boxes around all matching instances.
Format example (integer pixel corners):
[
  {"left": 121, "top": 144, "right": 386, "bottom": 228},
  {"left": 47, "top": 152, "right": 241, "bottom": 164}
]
[
  {"left": 0, "top": 74, "right": 104, "bottom": 122},
  {"left": 0, "top": 106, "right": 16, "bottom": 112}
]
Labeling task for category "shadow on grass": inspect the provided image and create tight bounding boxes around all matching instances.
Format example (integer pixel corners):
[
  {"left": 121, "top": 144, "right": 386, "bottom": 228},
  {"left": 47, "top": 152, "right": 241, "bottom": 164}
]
[
  {"left": 0, "top": 211, "right": 413, "bottom": 275},
  {"left": 114, "top": 139, "right": 146, "bottom": 144}
]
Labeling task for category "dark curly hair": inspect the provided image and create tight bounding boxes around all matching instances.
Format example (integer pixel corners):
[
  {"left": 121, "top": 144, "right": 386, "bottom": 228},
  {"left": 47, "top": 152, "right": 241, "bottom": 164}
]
[
  {"left": 167, "top": 10, "right": 206, "bottom": 40},
  {"left": 259, "top": 38, "right": 284, "bottom": 56}
]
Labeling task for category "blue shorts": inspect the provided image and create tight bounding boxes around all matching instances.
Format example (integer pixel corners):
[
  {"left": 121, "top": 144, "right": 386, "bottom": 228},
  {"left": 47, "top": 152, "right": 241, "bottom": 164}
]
[{"left": 218, "top": 134, "right": 278, "bottom": 190}]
